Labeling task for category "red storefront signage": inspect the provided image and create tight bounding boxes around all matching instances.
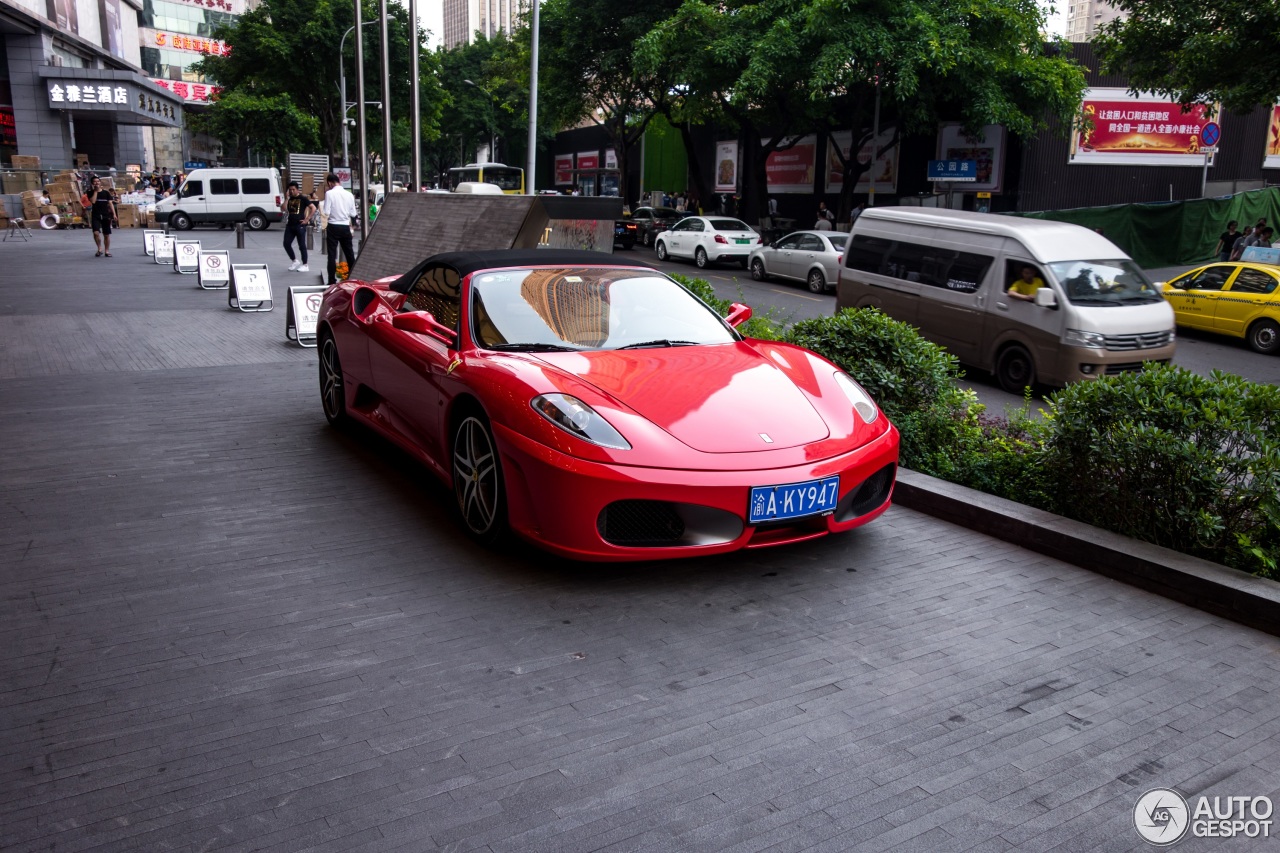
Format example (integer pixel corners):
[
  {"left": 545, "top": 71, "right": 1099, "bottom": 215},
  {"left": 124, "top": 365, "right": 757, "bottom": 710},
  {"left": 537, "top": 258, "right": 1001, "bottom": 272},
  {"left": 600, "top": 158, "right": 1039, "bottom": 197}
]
[
  {"left": 152, "top": 79, "right": 222, "bottom": 103},
  {"left": 765, "top": 136, "right": 816, "bottom": 193}
]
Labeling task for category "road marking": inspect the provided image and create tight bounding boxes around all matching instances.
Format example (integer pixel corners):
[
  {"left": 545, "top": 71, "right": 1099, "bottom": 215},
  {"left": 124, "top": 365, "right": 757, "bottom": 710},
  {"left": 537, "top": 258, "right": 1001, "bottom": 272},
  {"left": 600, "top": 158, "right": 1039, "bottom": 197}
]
[{"left": 772, "top": 289, "right": 823, "bottom": 302}]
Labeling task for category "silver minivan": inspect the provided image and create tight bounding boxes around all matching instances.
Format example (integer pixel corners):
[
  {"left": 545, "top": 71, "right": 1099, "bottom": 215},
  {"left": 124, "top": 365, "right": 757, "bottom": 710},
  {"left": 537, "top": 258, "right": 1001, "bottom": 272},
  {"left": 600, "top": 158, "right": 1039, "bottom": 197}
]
[
  {"left": 837, "top": 208, "right": 1176, "bottom": 392},
  {"left": 154, "top": 167, "right": 284, "bottom": 231}
]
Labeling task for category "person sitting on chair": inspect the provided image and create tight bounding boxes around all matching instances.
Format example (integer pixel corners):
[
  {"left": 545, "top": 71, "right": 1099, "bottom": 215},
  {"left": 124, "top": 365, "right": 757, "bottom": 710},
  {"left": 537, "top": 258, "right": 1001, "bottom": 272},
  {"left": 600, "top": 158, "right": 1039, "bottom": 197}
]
[{"left": 1007, "top": 264, "right": 1045, "bottom": 302}]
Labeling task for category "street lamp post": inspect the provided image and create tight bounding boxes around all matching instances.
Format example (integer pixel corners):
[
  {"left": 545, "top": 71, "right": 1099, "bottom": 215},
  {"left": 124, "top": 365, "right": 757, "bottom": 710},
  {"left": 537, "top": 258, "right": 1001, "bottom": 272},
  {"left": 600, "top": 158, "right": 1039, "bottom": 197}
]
[
  {"left": 463, "top": 79, "right": 497, "bottom": 162},
  {"left": 355, "top": 0, "right": 369, "bottom": 243},
  {"left": 338, "top": 21, "right": 376, "bottom": 168},
  {"left": 526, "top": 0, "right": 540, "bottom": 194}
]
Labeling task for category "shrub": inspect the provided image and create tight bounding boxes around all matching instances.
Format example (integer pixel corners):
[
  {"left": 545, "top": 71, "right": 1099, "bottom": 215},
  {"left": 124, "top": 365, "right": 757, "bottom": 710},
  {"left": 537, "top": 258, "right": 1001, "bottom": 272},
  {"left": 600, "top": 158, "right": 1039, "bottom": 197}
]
[
  {"left": 783, "top": 309, "right": 987, "bottom": 478},
  {"left": 1040, "top": 365, "right": 1280, "bottom": 578}
]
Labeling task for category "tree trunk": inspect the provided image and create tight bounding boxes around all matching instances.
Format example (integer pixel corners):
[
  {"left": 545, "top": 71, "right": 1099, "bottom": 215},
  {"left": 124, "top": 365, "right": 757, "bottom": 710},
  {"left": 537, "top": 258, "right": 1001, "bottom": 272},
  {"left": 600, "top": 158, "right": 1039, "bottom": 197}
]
[{"left": 676, "top": 121, "right": 711, "bottom": 214}]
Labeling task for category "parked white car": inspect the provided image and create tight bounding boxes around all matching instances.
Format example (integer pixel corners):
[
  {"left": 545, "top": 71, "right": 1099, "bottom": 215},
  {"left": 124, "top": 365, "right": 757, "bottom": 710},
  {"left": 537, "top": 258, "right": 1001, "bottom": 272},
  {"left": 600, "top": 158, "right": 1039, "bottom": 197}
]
[
  {"left": 654, "top": 216, "right": 760, "bottom": 268},
  {"left": 749, "top": 230, "right": 847, "bottom": 293}
]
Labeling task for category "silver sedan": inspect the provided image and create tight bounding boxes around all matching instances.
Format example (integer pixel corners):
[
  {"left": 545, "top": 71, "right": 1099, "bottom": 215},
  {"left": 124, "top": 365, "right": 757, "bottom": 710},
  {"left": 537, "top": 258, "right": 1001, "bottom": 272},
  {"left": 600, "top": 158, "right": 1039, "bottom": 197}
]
[{"left": 749, "top": 230, "right": 847, "bottom": 293}]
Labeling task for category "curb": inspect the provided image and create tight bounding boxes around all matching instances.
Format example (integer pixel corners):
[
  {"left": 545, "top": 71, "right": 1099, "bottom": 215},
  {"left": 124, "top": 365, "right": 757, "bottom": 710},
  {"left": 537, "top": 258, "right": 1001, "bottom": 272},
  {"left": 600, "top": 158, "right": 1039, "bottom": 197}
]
[{"left": 892, "top": 468, "right": 1280, "bottom": 639}]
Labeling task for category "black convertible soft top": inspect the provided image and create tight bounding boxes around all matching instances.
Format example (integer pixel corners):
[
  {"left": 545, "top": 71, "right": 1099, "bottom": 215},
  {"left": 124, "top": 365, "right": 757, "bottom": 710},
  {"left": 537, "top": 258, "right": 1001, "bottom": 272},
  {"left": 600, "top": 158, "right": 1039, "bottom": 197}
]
[{"left": 388, "top": 249, "right": 652, "bottom": 294}]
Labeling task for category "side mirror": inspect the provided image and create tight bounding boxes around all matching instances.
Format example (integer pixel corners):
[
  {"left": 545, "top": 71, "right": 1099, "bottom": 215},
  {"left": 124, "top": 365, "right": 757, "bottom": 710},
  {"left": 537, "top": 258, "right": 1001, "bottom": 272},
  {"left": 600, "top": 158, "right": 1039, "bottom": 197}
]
[
  {"left": 726, "top": 302, "right": 753, "bottom": 328},
  {"left": 392, "top": 310, "right": 456, "bottom": 345},
  {"left": 1034, "top": 288, "right": 1058, "bottom": 308}
]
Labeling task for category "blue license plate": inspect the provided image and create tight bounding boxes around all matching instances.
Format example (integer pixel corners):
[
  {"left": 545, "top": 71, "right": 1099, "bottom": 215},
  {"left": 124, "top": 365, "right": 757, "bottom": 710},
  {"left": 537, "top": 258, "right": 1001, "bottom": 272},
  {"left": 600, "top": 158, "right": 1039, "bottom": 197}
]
[{"left": 749, "top": 476, "right": 840, "bottom": 523}]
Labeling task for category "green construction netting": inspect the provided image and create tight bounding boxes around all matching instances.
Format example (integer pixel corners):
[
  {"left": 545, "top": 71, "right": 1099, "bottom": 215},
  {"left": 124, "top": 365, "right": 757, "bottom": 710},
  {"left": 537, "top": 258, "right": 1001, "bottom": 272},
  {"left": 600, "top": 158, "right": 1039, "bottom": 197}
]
[{"left": 1019, "top": 187, "right": 1280, "bottom": 269}]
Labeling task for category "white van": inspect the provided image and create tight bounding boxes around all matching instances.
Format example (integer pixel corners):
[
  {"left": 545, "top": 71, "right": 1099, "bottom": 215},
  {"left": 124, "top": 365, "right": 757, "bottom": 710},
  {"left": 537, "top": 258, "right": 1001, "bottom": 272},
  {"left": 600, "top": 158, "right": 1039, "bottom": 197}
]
[
  {"left": 837, "top": 208, "right": 1176, "bottom": 392},
  {"left": 154, "top": 167, "right": 284, "bottom": 231}
]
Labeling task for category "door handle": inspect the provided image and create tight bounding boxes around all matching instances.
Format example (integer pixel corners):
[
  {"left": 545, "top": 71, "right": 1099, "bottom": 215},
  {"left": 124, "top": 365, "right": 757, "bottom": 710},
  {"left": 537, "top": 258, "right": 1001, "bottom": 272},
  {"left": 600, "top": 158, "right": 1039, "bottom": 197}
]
[{"left": 995, "top": 301, "right": 1010, "bottom": 311}]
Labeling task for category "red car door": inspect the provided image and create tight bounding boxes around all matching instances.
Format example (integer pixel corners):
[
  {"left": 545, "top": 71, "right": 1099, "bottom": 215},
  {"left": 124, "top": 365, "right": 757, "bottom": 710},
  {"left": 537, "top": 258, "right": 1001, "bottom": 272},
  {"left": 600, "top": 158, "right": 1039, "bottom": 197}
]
[{"left": 364, "top": 315, "right": 453, "bottom": 468}]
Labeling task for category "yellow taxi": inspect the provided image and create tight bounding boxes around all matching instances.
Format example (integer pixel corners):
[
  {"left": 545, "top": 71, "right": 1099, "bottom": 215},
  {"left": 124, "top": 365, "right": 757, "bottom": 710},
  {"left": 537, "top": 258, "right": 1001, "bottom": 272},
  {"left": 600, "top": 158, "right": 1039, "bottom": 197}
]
[{"left": 1161, "top": 262, "right": 1280, "bottom": 354}]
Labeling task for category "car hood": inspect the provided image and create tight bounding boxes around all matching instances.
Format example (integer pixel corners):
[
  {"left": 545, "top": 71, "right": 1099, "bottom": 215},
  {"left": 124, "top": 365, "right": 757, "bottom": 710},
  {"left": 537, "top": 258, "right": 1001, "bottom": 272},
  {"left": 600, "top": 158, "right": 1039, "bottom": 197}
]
[{"left": 532, "top": 343, "right": 830, "bottom": 452}]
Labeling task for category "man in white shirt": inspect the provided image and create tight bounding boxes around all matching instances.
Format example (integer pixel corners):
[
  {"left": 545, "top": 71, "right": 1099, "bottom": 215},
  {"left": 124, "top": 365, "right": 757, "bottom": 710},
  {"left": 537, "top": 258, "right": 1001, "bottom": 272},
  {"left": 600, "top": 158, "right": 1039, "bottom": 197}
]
[{"left": 321, "top": 173, "right": 358, "bottom": 285}]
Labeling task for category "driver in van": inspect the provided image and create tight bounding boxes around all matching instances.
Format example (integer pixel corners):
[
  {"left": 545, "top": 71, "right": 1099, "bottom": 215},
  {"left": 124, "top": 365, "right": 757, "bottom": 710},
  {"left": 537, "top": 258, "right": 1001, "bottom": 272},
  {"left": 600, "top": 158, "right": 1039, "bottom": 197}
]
[{"left": 1007, "top": 264, "right": 1045, "bottom": 302}]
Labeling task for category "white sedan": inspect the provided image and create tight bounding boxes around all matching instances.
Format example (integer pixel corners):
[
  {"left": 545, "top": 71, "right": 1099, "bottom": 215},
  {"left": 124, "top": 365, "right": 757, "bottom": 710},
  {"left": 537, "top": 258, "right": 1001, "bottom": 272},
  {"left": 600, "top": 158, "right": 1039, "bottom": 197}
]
[
  {"left": 654, "top": 216, "right": 760, "bottom": 269},
  {"left": 748, "top": 230, "right": 847, "bottom": 293}
]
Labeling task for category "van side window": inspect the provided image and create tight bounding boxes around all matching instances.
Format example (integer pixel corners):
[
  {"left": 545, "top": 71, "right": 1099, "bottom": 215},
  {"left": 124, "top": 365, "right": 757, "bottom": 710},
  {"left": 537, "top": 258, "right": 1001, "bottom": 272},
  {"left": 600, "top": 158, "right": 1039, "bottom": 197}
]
[
  {"left": 846, "top": 235, "right": 991, "bottom": 293},
  {"left": 179, "top": 180, "right": 202, "bottom": 198},
  {"left": 210, "top": 179, "right": 238, "bottom": 195},
  {"left": 241, "top": 178, "right": 271, "bottom": 194}
]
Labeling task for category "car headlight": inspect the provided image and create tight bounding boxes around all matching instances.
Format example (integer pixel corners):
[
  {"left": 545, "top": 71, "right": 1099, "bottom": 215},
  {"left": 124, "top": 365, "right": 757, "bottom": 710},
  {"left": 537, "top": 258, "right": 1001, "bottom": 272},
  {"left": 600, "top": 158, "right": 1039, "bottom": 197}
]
[
  {"left": 1065, "top": 328, "right": 1106, "bottom": 349},
  {"left": 531, "top": 394, "right": 631, "bottom": 450},
  {"left": 834, "top": 373, "right": 880, "bottom": 424}
]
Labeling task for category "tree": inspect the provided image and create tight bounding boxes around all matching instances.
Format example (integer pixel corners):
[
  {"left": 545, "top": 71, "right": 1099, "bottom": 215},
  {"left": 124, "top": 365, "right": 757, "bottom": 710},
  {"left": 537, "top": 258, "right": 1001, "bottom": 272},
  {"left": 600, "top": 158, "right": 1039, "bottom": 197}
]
[
  {"left": 1094, "top": 0, "right": 1280, "bottom": 114},
  {"left": 639, "top": 0, "right": 1087, "bottom": 221},
  {"left": 185, "top": 91, "right": 319, "bottom": 164},
  {"left": 539, "top": 0, "right": 686, "bottom": 201},
  {"left": 194, "top": 0, "right": 443, "bottom": 170}
]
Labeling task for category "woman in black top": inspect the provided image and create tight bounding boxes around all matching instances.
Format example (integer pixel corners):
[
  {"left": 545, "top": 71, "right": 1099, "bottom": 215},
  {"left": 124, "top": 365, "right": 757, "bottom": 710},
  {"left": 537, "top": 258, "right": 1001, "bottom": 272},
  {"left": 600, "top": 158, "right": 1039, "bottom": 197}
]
[{"left": 88, "top": 176, "right": 117, "bottom": 257}]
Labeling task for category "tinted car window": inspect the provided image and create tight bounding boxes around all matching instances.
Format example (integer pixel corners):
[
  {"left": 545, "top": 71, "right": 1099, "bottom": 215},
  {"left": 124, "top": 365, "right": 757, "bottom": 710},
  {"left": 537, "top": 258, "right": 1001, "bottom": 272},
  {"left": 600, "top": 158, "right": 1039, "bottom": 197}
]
[
  {"left": 1230, "top": 269, "right": 1278, "bottom": 295},
  {"left": 826, "top": 234, "right": 848, "bottom": 249},
  {"left": 710, "top": 219, "right": 751, "bottom": 231},
  {"left": 179, "top": 180, "right": 202, "bottom": 198},
  {"left": 210, "top": 179, "right": 238, "bottom": 195},
  {"left": 1184, "top": 267, "right": 1231, "bottom": 291},
  {"left": 845, "top": 235, "right": 991, "bottom": 292},
  {"left": 241, "top": 178, "right": 271, "bottom": 194},
  {"left": 774, "top": 235, "right": 801, "bottom": 250}
]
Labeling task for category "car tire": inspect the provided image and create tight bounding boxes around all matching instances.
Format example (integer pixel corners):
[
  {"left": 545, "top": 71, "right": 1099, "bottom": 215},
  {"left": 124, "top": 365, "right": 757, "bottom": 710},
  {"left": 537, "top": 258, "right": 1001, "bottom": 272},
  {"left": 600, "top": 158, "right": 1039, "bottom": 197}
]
[
  {"left": 807, "top": 268, "right": 826, "bottom": 293},
  {"left": 169, "top": 211, "right": 192, "bottom": 231},
  {"left": 996, "top": 345, "right": 1036, "bottom": 394},
  {"left": 656, "top": 241, "right": 669, "bottom": 262},
  {"left": 750, "top": 258, "right": 767, "bottom": 281},
  {"left": 1246, "top": 318, "right": 1280, "bottom": 354},
  {"left": 318, "top": 332, "right": 348, "bottom": 427},
  {"left": 246, "top": 211, "right": 269, "bottom": 231},
  {"left": 695, "top": 247, "right": 709, "bottom": 269},
  {"left": 452, "top": 413, "right": 510, "bottom": 547},
  {"left": 642, "top": 230, "right": 652, "bottom": 247}
]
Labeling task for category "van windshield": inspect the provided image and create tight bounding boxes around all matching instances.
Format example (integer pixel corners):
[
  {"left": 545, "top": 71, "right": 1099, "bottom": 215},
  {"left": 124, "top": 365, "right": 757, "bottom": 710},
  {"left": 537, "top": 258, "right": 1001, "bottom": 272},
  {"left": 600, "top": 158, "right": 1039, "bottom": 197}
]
[{"left": 1047, "top": 260, "right": 1163, "bottom": 306}]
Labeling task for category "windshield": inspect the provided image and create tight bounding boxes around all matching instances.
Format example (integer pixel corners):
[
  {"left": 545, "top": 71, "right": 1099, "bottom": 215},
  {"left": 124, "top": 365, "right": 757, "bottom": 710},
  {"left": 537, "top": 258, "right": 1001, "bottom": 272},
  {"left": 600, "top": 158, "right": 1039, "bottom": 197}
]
[
  {"left": 482, "top": 167, "right": 523, "bottom": 191},
  {"left": 470, "top": 269, "right": 737, "bottom": 351},
  {"left": 1047, "top": 259, "right": 1163, "bottom": 305}
]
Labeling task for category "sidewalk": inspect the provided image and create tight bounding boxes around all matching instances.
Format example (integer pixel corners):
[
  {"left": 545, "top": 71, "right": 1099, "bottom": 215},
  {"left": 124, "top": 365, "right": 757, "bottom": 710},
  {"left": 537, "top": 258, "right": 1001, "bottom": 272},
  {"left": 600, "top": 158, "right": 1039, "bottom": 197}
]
[{"left": 3, "top": 228, "right": 1279, "bottom": 853}]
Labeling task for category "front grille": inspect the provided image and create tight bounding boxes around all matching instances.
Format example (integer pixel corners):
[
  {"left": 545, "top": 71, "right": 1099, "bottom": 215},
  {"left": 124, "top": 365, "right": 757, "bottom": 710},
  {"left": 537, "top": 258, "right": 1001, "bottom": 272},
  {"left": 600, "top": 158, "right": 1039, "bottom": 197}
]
[
  {"left": 597, "top": 500, "right": 685, "bottom": 546},
  {"left": 844, "top": 464, "right": 897, "bottom": 519},
  {"left": 1103, "top": 331, "right": 1172, "bottom": 351}
]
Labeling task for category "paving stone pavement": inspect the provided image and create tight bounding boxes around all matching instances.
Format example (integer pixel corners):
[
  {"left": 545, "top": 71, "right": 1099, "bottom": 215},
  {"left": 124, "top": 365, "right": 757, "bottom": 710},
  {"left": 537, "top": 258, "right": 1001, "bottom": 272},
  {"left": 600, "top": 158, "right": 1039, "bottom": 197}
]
[{"left": 2, "top": 229, "right": 1279, "bottom": 853}]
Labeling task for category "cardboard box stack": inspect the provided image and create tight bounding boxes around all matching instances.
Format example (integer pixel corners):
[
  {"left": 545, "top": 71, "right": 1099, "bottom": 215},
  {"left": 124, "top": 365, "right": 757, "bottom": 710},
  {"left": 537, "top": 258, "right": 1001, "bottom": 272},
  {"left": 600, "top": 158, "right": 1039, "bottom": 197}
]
[
  {"left": 116, "top": 204, "right": 138, "bottom": 228},
  {"left": 45, "top": 170, "right": 84, "bottom": 221},
  {"left": 21, "top": 190, "right": 42, "bottom": 221},
  {"left": 7, "top": 155, "right": 42, "bottom": 195}
]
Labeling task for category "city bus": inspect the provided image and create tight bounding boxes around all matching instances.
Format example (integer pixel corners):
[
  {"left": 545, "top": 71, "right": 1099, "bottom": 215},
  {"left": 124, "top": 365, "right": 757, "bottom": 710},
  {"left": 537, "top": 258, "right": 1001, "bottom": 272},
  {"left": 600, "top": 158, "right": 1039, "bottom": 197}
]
[{"left": 447, "top": 163, "right": 525, "bottom": 194}]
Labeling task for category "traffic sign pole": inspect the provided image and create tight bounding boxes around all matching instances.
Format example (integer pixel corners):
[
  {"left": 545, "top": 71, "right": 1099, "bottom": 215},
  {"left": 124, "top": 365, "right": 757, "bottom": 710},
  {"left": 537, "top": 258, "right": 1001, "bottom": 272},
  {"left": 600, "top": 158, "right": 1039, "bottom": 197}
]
[{"left": 1199, "top": 122, "right": 1221, "bottom": 199}]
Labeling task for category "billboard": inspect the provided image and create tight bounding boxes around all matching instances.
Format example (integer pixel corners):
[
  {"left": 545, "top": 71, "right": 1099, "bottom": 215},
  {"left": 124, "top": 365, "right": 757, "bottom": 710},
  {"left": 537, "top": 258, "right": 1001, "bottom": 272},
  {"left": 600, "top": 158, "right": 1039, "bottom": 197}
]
[
  {"left": 1071, "top": 88, "right": 1215, "bottom": 166},
  {"left": 937, "top": 123, "right": 1006, "bottom": 192},
  {"left": 765, "top": 136, "right": 816, "bottom": 193},
  {"left": 1265, "top": 105, "right": 1280, "bottom": 169},
  {"left": 714, "top": 141, "right": 738, "bottom": 192},
  {"left": 825, "top": 128, "right": 899, "bottom": 194},
  {"left": 554, "top": 154, "right": 573, "bottom": 186}
]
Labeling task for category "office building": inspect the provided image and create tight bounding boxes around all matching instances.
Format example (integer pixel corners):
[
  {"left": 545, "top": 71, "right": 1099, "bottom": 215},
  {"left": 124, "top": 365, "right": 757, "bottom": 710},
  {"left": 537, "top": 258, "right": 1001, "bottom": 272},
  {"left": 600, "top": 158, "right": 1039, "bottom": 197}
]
[{"left": 442, "top": 0, "right": 526, "bottom": 49}]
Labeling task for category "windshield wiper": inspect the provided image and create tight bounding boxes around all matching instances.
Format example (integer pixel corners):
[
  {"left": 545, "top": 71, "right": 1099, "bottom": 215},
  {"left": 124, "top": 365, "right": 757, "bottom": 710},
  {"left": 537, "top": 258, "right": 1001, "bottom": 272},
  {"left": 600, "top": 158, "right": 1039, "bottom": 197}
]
[
  {"left": 1068, "top": 296, "right": 1119, "bottom": 305},
  {"left": 485, "top": 342, "right": 580, "bottom": 352},
  {"left": 617, "top": 339, "right": 700, "bottom": 350},
  {"left": 1117, "top": 295, "right": 1162, "bottom": 304}
]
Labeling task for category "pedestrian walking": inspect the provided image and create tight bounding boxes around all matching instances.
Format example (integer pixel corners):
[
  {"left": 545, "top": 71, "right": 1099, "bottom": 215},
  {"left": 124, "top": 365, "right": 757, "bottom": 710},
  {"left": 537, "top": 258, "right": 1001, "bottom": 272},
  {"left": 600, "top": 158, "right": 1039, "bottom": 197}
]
[
  {"left": 814, "top": 209, "right": 833, "bottom": 231},
  {"left": 280, "top": 181, "right": 314, "bottom": 272},
  {"left": 1229, "top": 226, "right": 1255, "bottom": 261},
  {"left": 1215, "top": 220, "right": 1240, "bottom": 261},
  {"left": 321, "top": 173, "right": 357, "bottom": 286},
  {"left": 86, "top": 176, "right": 117, "bottom": 257}
]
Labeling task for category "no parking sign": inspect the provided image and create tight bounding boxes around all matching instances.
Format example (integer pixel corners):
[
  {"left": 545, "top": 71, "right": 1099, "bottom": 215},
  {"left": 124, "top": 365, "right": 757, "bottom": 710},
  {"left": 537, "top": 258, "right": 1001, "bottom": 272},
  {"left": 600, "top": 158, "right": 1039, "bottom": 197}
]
[
  {"left": 286, "top": 285, "right": 327, "bottom": 347},
  {"left": 198, "top": 250, "right": 230, "bottom": 289},
  {"left": 229, "top": 264, "right": 273, "bottom": 312},
  {"left": 173, "top": 240, "right": 201, "bottom": 274}
]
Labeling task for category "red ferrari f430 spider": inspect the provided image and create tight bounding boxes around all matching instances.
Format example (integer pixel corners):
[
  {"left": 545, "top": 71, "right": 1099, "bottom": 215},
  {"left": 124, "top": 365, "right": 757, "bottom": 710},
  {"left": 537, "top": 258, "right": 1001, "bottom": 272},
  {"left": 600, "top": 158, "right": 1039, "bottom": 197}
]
[{"left": 317, "top": 249, "right": 899, "bottom": 561}]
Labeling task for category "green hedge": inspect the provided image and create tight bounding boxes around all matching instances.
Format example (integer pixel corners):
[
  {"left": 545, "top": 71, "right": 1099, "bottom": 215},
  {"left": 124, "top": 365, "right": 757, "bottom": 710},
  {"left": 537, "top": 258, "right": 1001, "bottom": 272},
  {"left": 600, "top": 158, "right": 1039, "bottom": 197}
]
[{"left": 680, "top": 273, "right": 1280, "bottom": 577}]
